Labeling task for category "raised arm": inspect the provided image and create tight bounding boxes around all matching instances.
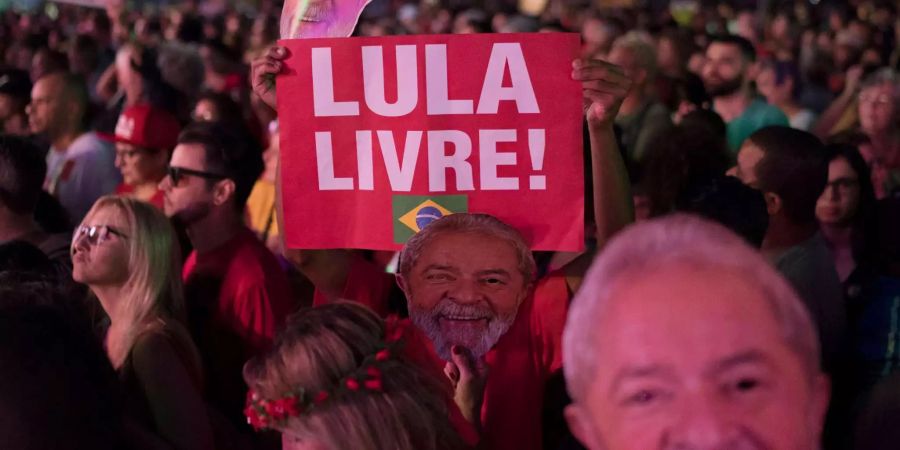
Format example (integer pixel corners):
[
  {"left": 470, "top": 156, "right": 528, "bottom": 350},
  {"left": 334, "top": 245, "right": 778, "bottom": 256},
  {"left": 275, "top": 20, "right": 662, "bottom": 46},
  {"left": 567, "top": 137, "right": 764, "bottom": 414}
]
[
  {"left": 252, "top": 44, "right": 355, "bottom": 299},
  {"left": 572, "top": 58, "right": 634, "bottom": 249},
  {"left": 812, "top": 65, "right": 862, "bottom": 139}
]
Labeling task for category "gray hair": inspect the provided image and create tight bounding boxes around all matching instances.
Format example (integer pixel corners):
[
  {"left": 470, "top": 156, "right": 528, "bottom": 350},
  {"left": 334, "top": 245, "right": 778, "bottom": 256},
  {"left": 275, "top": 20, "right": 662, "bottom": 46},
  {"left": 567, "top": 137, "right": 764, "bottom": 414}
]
[
  {"left": 563, "top": 214, "right": 821, "bottom": 401},
  {"left": 398, "top": 213, "right": 536, "bottom": 285},
  {"left": 157, "top": 42, "right": 205, "bottom": 99},
  {"left": 611, "top": 31, "right": 658, "bottom": 79},
  {"left": 860, "top": 67, "right": 900, "bottom": 104}
]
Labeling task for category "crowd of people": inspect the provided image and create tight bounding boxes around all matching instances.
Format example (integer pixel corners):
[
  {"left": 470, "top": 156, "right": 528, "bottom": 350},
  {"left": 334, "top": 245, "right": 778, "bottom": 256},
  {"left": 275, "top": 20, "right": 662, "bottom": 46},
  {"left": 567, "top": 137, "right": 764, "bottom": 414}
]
[{"left": 0, "top": 0, "right": 899, "bottom": 449}]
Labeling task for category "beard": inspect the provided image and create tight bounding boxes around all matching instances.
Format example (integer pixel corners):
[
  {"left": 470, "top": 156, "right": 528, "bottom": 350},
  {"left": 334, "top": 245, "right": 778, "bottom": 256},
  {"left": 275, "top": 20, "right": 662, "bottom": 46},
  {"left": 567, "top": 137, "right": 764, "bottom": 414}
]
[
  {"left": 409, "top": 298, "right": 519, "bottom": 361},
  {"left": 167, "top": 200, "right": 211, "bottom": 227},
  {"left": 704, "top": 74, "right": 744, "bottom": 98}
]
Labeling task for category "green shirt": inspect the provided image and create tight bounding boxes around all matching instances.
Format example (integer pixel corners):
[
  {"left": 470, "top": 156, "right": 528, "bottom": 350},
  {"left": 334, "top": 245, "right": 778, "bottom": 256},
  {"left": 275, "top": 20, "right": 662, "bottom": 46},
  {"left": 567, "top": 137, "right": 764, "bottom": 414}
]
[{"left": 726, "top": 99, "right": 789, "bottom": 154}]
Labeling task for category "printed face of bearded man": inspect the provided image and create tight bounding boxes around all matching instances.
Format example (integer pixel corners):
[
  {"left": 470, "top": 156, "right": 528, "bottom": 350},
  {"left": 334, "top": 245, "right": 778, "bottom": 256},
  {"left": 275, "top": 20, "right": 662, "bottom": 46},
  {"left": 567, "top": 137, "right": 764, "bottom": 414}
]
[
  {"left": 400, "top": 230, "right": 531, "bottom": 361},
  {"left": 280, "top": 0, "right": 373, "bottom": 39}
]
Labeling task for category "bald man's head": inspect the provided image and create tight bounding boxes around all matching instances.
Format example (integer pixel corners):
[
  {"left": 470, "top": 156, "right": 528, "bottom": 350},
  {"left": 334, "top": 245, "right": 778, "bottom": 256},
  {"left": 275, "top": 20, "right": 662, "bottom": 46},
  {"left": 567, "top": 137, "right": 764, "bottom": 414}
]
[
  {"left": 562, "top": 215, "right": 828, "bottom": 450},
  {"left": 27, "top": 72, "right": 89, "bottom": 139}
]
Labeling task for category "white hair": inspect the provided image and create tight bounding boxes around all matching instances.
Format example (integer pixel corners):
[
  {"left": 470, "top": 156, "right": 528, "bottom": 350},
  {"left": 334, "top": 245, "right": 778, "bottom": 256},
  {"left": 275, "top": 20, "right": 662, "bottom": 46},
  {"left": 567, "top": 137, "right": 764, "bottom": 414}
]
[
  {"left": 611, "top": 30, "right": 658, "bottom": 78},
  {"left": 562, "top": 214, "right": 821, "bottom": 401},
  {"left": 157, "top": 42, "right": 205, "bottom": 99}
]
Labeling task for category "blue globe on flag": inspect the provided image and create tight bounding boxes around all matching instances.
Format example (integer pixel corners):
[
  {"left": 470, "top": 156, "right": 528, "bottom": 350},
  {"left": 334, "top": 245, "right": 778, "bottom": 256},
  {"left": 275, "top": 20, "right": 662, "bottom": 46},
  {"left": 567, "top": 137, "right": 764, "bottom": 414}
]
[{"left": 415, "top": 206, "right": 444, "bottom": 230}]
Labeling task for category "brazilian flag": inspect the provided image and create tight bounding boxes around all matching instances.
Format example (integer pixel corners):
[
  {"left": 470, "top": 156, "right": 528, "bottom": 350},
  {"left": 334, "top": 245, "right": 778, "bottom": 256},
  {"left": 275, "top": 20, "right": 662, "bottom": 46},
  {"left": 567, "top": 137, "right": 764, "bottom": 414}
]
[{"left": 392, "top": 195, "right": 468, "bottom": 244}]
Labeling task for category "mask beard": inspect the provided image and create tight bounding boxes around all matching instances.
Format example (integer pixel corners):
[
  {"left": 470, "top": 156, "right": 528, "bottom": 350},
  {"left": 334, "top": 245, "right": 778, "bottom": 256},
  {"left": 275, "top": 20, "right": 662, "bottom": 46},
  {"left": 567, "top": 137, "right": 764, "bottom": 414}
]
[{"left": 408, "top": 298, "right": 519, "bottom": 361}]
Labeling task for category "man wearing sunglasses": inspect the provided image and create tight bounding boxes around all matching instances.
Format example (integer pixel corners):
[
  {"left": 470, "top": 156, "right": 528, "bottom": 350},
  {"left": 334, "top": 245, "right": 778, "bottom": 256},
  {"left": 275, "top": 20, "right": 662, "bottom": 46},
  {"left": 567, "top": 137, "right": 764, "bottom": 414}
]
[{"left": 158, "top": 121, "right": 295, "bottom": 435}]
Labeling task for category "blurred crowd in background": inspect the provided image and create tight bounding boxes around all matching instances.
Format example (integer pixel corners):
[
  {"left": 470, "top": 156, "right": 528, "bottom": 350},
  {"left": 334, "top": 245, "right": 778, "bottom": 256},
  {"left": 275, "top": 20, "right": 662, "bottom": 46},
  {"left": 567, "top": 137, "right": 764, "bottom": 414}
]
[{"left": 0, "top": 0, "right": 899, "bottom": 449}]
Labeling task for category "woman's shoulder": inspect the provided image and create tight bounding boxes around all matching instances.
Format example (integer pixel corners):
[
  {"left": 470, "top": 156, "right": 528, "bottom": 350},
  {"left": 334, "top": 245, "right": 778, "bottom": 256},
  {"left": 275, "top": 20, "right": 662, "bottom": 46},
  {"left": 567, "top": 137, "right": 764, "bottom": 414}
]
[
  {"left": 130, "top": 325, "right": 183, "bottom": 365},
  {"left": 129, "top": 321, "right": 204, "bottom": 388},
  {"left": 131, "top": 322, "right": 197, "bottom": 368}
]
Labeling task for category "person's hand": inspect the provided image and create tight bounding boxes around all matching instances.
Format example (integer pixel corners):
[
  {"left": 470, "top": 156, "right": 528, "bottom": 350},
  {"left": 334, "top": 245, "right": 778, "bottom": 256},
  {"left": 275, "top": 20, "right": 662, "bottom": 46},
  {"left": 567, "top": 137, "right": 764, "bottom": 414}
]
[
  {"left": 572, "top": 58, "right": 631, "bottom": 129},
  {"left": 444, "top": 345, "right": 488, "bottom": 430},
  {"left": 673, "top": 100, "right": 698, "bottom": 124},
  {"left": 251, "top": 46, "right": 290, "bottom": 111},
  {"left": 843, "top": 64, "right": 863, "bottom": 97}
]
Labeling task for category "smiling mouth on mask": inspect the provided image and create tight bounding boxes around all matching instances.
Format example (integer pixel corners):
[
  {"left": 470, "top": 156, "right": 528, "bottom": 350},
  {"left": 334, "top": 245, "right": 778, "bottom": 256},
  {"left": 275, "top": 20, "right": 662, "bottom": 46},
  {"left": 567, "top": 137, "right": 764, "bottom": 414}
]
[{"left": 440, "top": 313, "right": 490, "bottom": 322}]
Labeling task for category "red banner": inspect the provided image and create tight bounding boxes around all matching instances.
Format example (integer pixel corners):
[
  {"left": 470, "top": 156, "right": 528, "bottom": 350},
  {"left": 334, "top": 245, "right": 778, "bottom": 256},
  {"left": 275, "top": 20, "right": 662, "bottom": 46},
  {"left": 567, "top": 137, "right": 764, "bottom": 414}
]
[{"left": 278, "top": 33, "right": 584, "bottom": 251}]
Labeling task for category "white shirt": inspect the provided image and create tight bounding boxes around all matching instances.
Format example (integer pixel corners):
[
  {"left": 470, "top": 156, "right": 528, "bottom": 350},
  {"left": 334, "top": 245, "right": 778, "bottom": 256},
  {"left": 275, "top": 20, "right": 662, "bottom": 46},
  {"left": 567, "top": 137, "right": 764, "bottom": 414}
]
[{"left": 45, "top": 132, "right": 121, "bottom": 223}]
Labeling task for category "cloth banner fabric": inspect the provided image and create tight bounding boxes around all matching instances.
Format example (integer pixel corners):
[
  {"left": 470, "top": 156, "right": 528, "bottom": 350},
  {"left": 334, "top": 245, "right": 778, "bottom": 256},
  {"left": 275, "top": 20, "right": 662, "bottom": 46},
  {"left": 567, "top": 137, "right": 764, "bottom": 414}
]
[{"left": 278, "top": 33, "right": 584, "bottom": 251}]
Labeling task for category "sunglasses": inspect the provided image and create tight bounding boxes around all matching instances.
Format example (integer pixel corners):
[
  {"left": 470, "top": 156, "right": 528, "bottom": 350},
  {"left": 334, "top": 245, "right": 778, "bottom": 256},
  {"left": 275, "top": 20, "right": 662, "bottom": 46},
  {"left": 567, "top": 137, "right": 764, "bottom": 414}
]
[
  {"left": 167, "top": 166, "right": 228, "bottom": 186},
  {"left": 73, "top": 225, "right": 128, "bottom": 246}
]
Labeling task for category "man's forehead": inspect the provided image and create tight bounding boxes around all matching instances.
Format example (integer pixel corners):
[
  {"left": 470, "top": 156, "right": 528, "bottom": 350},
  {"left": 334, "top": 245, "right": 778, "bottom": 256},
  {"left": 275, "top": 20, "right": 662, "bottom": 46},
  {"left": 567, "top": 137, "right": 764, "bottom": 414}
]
[
  {"left": 707, "top": 43, "right": 742, "bottom": 59},
  {"left": 34, "top": 75, "right": 62, "bottom": 93},
  {"left": 597, "top": 264, "right": 778, "bottom": 342},
  {"left": 414, "top": 231, "right": 519, "bottom": 266}
]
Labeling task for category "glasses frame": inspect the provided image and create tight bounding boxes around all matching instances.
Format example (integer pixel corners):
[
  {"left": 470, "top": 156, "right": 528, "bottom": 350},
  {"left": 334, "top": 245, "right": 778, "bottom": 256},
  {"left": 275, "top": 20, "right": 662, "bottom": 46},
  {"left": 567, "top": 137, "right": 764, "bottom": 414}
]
[
  {"left": 167, "top": 166, "right": 228, "bottom": 186},
  {"left": 73, "top": 225, "right": 129, "bottom": 247}
]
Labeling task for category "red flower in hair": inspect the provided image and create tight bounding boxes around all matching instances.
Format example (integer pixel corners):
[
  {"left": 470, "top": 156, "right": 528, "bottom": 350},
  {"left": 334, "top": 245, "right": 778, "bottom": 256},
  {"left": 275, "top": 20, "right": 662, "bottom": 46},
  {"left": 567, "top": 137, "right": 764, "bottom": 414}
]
[
  {"left": 314, "top": 391, "right": 329, "bottom": 404},
  {"left": 363, "top": 366, "right": 383, "bottom": 390},
  {"left": 346, "top": 378, "right": 360, "bottom": 391},
  {"left": 375, "top": 349, "right": 391, "bottom": 361},
  {"left": 244, "top": 405, "right": 266, "bottom": 430},
  {"left": 262, "top": 399, "right": 278, "bottom": 417},
  {"left": 271, "top": 396, "right": 301, "bottom": 419}
]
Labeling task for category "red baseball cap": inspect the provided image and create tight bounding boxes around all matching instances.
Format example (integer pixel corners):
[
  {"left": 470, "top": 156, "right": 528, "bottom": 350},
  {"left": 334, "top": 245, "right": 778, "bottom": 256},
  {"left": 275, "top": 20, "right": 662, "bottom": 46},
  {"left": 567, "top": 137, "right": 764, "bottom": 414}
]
[{"left": 101, "top": 104, "right": 181, "bottom": 151}]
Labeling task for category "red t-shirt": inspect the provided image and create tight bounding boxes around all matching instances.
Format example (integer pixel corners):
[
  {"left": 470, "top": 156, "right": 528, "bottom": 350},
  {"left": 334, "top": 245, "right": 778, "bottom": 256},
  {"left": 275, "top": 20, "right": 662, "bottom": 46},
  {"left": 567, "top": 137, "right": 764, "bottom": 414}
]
[
  {"left": 115, "top": 183, "right": 165, "bottom": 210},
  {"left": 324, "top": 261, "right": 570, "bottom": 450},
  {"left": 182, "top": 228, "right": 295, "bottom": 428},
  {"left": 311, "top": 254, "right": 396, "bottom": 317}
]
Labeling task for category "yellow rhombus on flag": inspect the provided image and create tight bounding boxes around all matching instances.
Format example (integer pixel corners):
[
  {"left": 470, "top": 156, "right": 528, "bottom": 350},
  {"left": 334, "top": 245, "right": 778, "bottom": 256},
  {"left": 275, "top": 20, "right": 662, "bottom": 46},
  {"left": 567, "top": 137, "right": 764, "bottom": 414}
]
[
  {"left": 398, "top": 199, "right": 453, "bottom": 233},
  {"left": 391, "top": 195, "right": 469, "bottom": 245}
]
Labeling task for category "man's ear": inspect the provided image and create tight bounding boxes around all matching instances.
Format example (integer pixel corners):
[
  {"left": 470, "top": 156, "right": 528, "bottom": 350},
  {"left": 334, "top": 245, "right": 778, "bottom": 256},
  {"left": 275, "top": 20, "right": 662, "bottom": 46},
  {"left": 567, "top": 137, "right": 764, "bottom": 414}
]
[
  {"left": 764, "top": 191, "right": 782, "bottom": 216},
  {"left": 212, "top": 179, "right": 236, "bottom": 207},
  {"left": 396, "top": 273, "right": 410, "bottom": 296},
  {"left": 634, "top": 68, "right": 648, "bottom": 86},
  {"left": 565, "top": 404, "right": 602, "bottom": 450}
]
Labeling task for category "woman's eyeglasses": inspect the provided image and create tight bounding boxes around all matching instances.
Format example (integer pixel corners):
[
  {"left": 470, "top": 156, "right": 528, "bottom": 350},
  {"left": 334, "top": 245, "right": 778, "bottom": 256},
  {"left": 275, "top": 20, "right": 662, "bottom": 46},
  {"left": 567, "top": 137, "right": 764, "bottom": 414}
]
[
  {"left": 73, "top": 225, "right": 129, "bottom": 246},
  {"left": 167, "top": 166, "right": 228, "bottom": 186}
]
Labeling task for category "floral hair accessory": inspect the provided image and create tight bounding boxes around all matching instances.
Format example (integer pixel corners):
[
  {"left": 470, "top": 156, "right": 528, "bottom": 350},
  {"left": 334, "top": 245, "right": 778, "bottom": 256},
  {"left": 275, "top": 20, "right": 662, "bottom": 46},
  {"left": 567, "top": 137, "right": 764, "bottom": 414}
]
[{"left": 244, "top": 317, "right": 410, "bottom": 431}]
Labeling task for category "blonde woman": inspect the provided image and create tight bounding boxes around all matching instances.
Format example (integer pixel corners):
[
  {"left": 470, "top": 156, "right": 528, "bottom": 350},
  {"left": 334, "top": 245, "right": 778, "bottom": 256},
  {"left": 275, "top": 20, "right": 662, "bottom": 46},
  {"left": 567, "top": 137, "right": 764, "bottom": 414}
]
[
  {"left": 72, "top": 196, "right": 213, "bottom": 450},
  {"left": 243, "top": 302, "right": 473, "bottom": 450}
]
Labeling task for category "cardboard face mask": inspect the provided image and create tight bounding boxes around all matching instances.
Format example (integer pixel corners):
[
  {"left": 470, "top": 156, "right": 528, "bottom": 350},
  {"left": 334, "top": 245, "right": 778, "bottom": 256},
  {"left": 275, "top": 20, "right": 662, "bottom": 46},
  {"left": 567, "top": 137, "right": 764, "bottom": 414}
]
[{"left": 280, "top": 0, "right": 374, "bottom": 39}]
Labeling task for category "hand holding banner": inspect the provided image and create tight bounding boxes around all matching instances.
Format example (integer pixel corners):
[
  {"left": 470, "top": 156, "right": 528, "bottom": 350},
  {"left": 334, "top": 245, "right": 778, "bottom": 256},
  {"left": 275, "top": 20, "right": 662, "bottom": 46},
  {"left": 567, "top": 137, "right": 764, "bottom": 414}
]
[{"left": 277, "top": 33, "right": 584, "bottom": 251}]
